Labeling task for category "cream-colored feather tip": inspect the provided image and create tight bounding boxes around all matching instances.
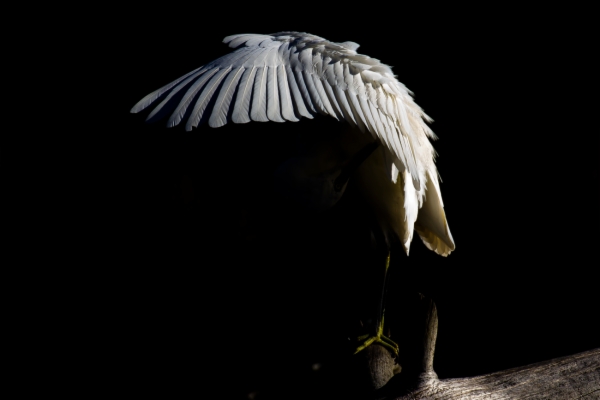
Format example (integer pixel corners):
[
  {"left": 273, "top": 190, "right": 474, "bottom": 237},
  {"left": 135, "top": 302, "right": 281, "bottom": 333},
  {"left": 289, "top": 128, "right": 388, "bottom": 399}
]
[{"left": 415, "top": 227, "right": 455, "bottom": 257}]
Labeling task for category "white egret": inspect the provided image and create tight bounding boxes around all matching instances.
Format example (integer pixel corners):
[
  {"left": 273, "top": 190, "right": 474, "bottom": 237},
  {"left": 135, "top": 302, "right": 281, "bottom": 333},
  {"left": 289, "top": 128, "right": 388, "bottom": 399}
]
[{"left": 131, "top": 32, "right": 455, "bottom": 356}]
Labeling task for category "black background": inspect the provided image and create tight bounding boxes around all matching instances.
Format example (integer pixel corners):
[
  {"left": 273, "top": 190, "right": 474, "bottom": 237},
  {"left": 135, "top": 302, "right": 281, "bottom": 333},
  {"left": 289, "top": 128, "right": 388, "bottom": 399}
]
[{"left": 89, "top": 4, "right": 598, "bottom": 398}]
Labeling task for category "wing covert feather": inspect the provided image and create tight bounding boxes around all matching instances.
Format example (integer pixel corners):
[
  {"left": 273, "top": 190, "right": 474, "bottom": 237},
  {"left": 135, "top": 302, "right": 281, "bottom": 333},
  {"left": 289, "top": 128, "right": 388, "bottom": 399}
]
[
  {"left": 311, "top": 74, "right": 338, "bottom": 118},
  {"left": 322, "top": 80, "right": 344, "bottom": 120}
]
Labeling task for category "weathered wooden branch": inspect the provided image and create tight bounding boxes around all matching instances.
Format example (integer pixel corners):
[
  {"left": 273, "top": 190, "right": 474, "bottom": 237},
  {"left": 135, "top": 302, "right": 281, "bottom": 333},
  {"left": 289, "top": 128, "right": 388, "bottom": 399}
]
[
  {"left": 390, "top": 348, "right": 600, "bottom": 400},
  {"left": 357, "top": 294, "right": 600, "bottom": 400}
]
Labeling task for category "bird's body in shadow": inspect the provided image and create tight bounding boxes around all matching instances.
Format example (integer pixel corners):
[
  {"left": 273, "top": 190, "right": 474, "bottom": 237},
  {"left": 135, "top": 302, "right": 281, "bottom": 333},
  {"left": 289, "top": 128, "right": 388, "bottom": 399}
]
[{"left": 273, "top": 123, "right": 454, "bottom": 256}]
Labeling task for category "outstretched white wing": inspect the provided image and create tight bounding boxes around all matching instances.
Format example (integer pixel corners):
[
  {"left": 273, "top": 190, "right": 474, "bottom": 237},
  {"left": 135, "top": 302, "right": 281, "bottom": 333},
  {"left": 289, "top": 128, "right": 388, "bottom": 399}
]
[
  {"left": 131, "top": 32, "right": 438, "bottom": 190},
  {"left": 132, "top": 32, "right": 455, "bottom": 256}
]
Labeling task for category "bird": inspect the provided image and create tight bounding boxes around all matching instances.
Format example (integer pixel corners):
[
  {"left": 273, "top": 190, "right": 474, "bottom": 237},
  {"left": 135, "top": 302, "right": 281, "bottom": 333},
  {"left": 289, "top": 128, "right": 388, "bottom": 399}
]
[{"left": 130, "top": 31, "right": 455, "bottom": 357}]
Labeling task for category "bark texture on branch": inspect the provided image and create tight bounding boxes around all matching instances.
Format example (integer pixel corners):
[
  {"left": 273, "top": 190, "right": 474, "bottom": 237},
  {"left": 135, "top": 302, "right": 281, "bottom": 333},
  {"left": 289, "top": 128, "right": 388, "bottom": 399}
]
[
  {"left": 391, "top": 348, "right": 600, "bottom": 400},
  {"left": 362, "top": 293, "right": 600, "bottom": 400},
  {"left": 351, "top": 344, "right": 397, "bottom": 393}
]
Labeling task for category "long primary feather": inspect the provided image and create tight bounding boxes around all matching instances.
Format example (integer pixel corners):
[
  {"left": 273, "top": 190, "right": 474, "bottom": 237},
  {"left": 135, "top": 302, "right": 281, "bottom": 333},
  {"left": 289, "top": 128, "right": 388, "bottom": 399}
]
[
  {"left": 267, "top": 66, "right": 285, "bottom": 122},
  {"left": 277, "top": 66, "right": 300, "bottom": 121},
  {"left": 250, "top": 67, "right": 269, "bottom": 122}
]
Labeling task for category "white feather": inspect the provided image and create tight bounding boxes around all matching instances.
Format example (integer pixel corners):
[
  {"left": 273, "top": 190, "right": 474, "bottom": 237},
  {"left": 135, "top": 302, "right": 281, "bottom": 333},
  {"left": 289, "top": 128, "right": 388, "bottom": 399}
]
[
  {"left": 311, "top": 74, "right": 338, "bottom": 118},
  {"left": 302, "top": 70, "right": 327, "bottom": 115},
  {"left": 322, "top": 79, "right": 344, "bottom": 120},
  {"left": 333, "top": 85, "right": 356, "bottom": 126},
  {"left": 277, "top": 66, "right": 300, "bottom": 122},
  {"left": 345, "top": 90, "right": 369, "bottom": 134},
  {"left": 267, "top": 66, "right": 285, "bottom": 122},
  {"left": 250, "top": 67, "right": 269, "bottom": 122},
  {"left": 339, "top": 41, "right": 360, "bottom": 51},
  {"left": 291, "top": 67, "right": 316, "bottom": 114},
  {"left": 402, "top": 170, "right": 419, "bottom": 255}
]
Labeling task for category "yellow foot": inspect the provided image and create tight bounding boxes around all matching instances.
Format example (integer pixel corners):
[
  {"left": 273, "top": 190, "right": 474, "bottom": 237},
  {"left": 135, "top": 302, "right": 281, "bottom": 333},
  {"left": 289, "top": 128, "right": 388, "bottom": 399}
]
[{"left": 354, "top": 332, "right": 399, "bottom": 357}]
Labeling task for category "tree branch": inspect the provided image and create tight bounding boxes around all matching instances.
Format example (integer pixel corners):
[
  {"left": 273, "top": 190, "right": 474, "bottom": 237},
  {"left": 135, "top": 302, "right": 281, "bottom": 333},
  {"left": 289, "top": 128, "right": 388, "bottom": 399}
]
[
  {"left": 362, "top": 294, "right": 600, "bottom": 400},
  {"left": 390, "top": 348, "right": 600, "bottom": 400}
]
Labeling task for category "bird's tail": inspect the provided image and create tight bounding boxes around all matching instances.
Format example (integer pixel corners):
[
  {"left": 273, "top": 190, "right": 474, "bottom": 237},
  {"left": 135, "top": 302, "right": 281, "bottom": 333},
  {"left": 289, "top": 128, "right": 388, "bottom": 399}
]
[{"left": 414, "top": 171, "right": 455, "bottom": 256}]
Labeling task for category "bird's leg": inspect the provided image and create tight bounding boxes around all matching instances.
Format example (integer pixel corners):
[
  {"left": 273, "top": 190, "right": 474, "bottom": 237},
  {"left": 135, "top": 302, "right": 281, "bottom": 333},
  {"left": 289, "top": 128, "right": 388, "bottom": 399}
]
[{"left": 354, "top": 252, "right": 399, "bottom": 357}]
